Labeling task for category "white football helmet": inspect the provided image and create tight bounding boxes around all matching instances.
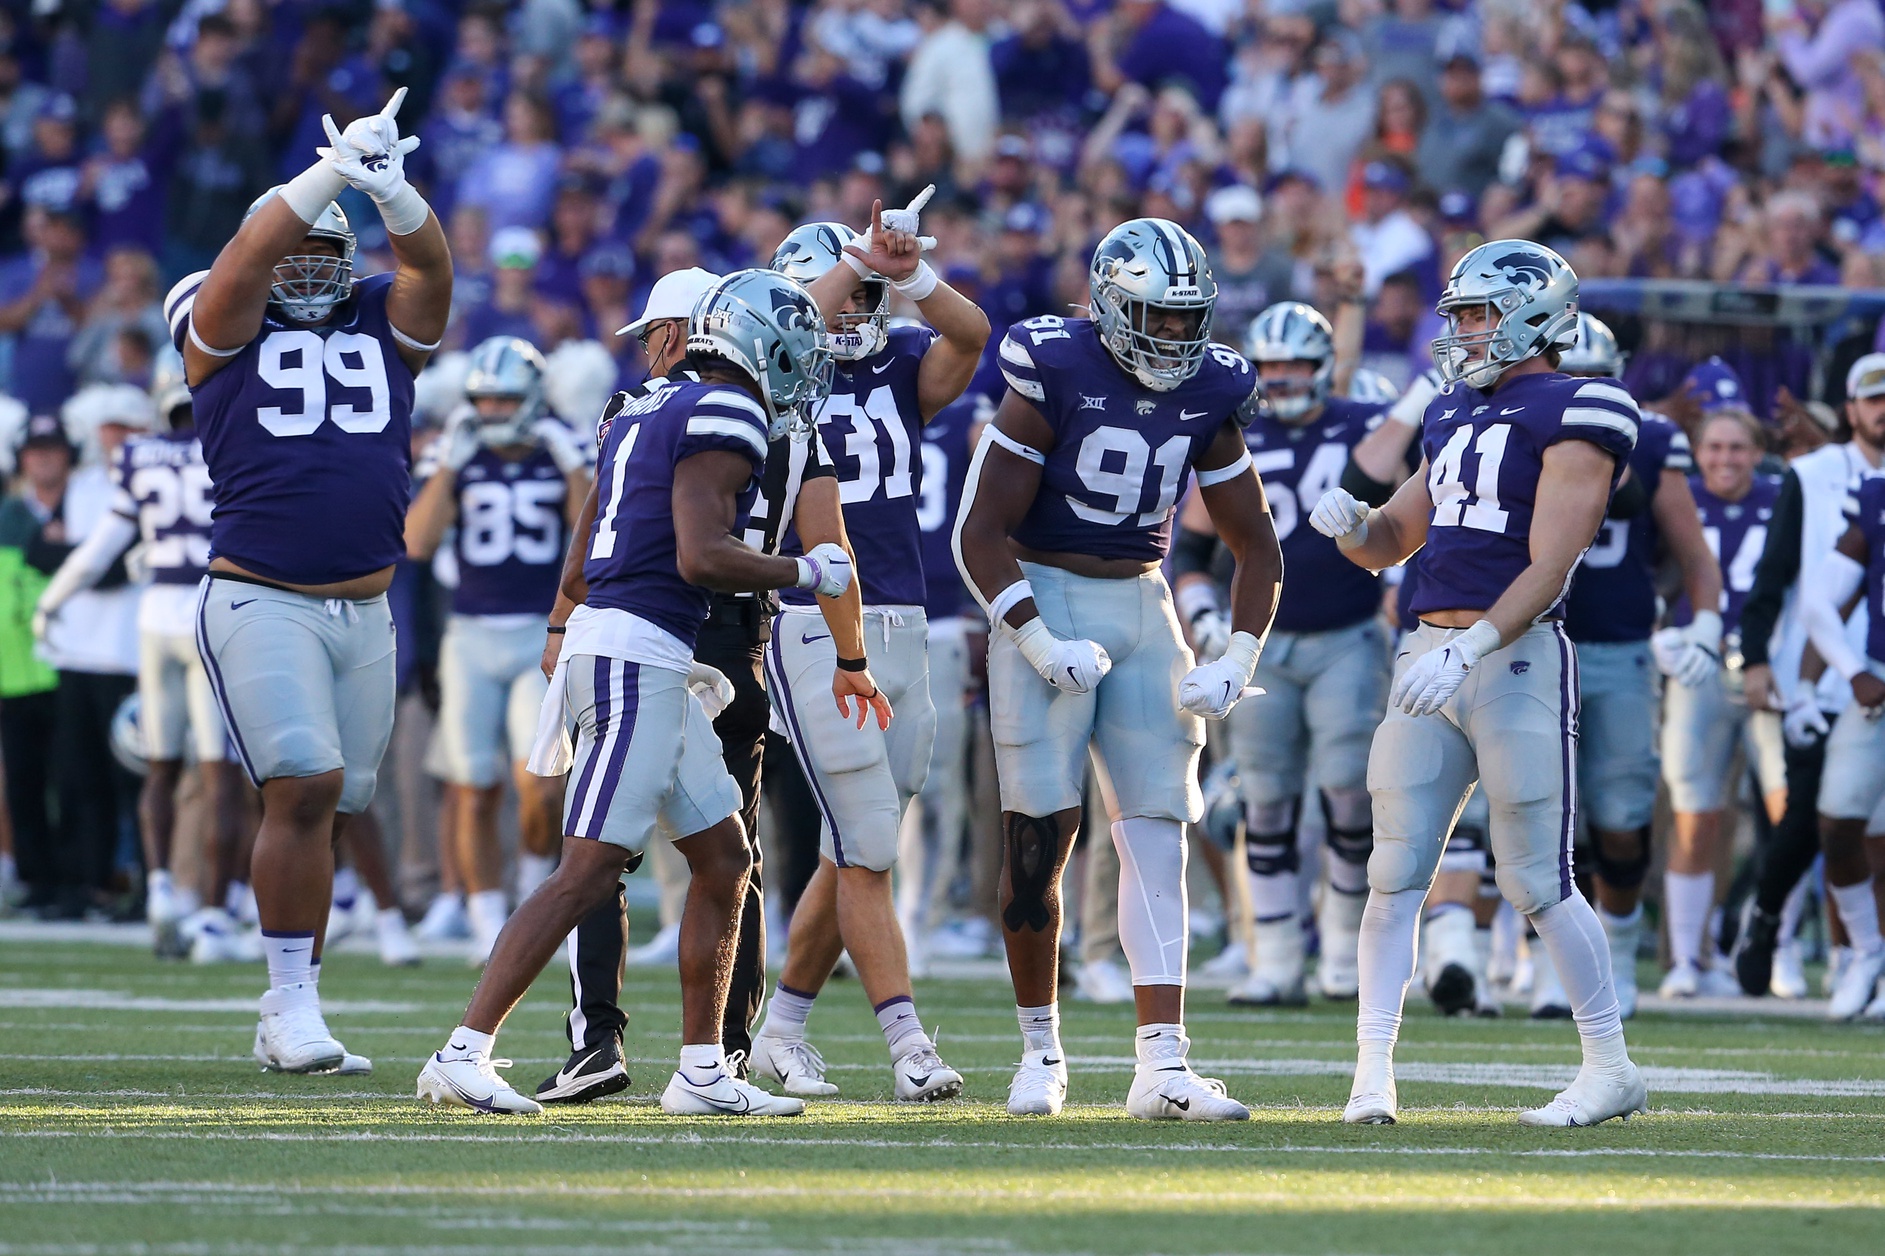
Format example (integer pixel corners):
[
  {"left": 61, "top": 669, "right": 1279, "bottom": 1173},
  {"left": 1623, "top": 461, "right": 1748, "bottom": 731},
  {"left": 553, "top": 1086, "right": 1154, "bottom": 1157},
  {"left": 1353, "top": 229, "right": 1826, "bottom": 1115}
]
[
  {"left": 1089, "top": 217, "right": 1217, "bottom": 392},
  {"left": 771, "top": 222, "right": 888, "bottom": 360},
  {"left": 1431, "top": 239, "right": 1579, "bottom": 390},
  {"left": 1557, "top": 311, "right": 1626, "bottom": 378},
  {"left": 687, "top": 269, "right": 833, "bottom": 438},
  {"left": 462, "top": 336, "right": 548, "bottom": 447},
  {"left": 1245, "top": 301, "right": 1334, "bottom": 422},
  {"left": 244, "top": 188, "right": 357, "bottom": 324}
]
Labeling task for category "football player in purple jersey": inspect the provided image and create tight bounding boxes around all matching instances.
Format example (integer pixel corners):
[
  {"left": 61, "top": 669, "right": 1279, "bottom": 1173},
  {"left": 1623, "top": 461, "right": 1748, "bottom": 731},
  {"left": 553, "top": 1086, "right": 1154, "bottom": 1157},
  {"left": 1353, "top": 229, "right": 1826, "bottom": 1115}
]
[
  {"left": 34, "top": 371, "right": 248, "bottom": 961},
  {"left": 1800, "top": 473, "right": 1885, "bottom": 1020},
  {"left": 744, "top": 200, "right": 988, "bottom": 1104},
  {"left": 1557, "top": 314, "right": 1722, "bottom": 1019},
  {"left": 406, "top": 337, "right": 593, "bottom": 966},
  {"left": 1311, "top": 240, "right": 1648, "bottom": 1127},
  {"left": 955, "top": 217, "right": 1283, "bottom": 1121},
  {"left": 171, "top": 88, "right": 451, "bottom": 1075},
  {"left": 418, "top": 270, "right": 852, "bottom": 1117},
  {"left": 1654, "top": 409, "right": 1785, "bottom": 1000},
  {"left": 1172, "top": 301, "right": 1393, "bottom": 1009}
]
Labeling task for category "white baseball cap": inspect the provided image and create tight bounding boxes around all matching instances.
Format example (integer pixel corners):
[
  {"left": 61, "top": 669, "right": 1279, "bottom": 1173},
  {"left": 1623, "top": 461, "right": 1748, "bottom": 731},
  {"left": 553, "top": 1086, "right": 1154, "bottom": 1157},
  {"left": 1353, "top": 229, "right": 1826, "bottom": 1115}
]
[
  {"left": 1848, "top": 351, "right": 1885, "bottom": 401},
  {"left": 620, "top": 266, "right": 722, "bottom": 336}
]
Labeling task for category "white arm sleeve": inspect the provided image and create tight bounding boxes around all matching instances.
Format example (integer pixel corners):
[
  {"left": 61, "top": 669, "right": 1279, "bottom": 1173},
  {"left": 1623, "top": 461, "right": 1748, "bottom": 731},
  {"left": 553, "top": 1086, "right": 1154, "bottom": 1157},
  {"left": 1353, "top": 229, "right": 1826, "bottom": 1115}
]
[
  {"left": 37, "top": 510, "right": 139, "bottom": 614},
  {"left": 1803, "top": 549, "right": 1868, "bottom": 681}
]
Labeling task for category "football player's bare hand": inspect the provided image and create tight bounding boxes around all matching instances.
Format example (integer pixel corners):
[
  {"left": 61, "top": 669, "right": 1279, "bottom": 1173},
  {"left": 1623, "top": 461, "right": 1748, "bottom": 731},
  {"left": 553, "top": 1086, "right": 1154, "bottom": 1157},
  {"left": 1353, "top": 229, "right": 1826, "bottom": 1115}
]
[
  {"left": 1854, "top": 672, "right": 1885, "bottom": 718},
  {"left": 834, "top": 669, "right": 892, "bottom": 730},
  {"left": 540, "top": 633, "right": 563, "bottom": 680}
]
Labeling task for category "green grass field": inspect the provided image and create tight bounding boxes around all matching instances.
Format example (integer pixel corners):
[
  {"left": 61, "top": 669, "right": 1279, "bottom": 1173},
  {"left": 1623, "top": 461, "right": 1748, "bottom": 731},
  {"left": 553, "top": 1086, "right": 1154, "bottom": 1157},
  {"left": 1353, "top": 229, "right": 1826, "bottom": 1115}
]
[{"left": 4, "top": 935, "right": 1884, "bottom": 1256}]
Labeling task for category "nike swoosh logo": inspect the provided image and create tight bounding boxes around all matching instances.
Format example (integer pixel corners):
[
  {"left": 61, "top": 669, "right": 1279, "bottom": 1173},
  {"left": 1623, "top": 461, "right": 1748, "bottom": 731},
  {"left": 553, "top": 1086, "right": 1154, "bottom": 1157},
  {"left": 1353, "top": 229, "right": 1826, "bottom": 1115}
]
[
  {"left": 802, "top": 631, "right": 830, "bottom": 644},
  {"left": 1065, "top": 666, "right": 1079, "bottom": 686},
  {"left": 231, "top": 599, "right": 256, "bottom": 610},
  {"left": 872, "top": 362, "right": 894, "bottom": 374},
  {"left": 559, "top": 1046, "right": 601, "bottom": 1081},
  {"left": 907, "top": 1073, "right": 932, "bottom": 1089},
  {"left": 1179, "top": 409, "right": 1209, "bottom": 421},
  {"left": 1042, "top": 1058, "right": 1062, "bottom": 1068},
  {"left": 679, "top": 1072, "right": 752, "bottom": 1113},
  {"left": 1171, "top": 1097, "right": 1190, "bottom": 1111},
  {"left": 1499, "top": 406, "right": 1524, "bottom": 415}
]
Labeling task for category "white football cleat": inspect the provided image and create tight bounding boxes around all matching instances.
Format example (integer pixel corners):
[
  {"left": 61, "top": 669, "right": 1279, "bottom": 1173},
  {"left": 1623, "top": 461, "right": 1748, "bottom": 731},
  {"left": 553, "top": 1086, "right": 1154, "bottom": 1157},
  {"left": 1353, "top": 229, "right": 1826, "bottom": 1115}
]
[
  {"left": 377, "top": 908, "right": 420, "bottom": 967},
  {"left": 1126, "top": 1060, "right": 1248, "bottom": 1121},
  {"left": 1696, "top": 965, "right": 1742, "bottom": 998},
  {"left": 417, "top": 1051, "right": 541, "bottom": 1114},
  {"left": 1770, "top": 938, "right": 1808, "bottom": 999},
  {"left": 893, "top": 1043, "right": 964, "bottom": 1102},
  {"left": 748, "top": 1034, "right": 840, "bottom": 1097},
  {"left": 415, "top": 893, "right": 469, "bottom": 941},
  {"left": 1230, "top": 919, "right": 1306, "bottom": 1006},
  {"left": 1197, "top": 939, "right": 1249, "bottom": 980},
  {"left": 1827, "top": 946, "right": 1885, "bottom": 1021},
  {"left": 661, "top": 1066, "right": 804, "bottom": 1116},
  {"left": 1529, "top": 952, "right": 1571, "bottom": 1019},
  {"left": 147, "top": 873, "right": 192, "bottom": 958},
  {"left": 1074, "top": 957, "right": 1134, "bottom": 1004},
  {"left": 1422, "top": 907, "right": 1481, "bottom": 1018},
  {"left": 187, "top": 907, "right": 253, "bottom": 964},
  {"left": 253, "top": 984, "right": 345, "bottom": 1073},
  {"left": 1006, "top": 1049, "right": 1067, "bottom": 1116},
  {"left": 1861, "top": 984, "right": 1885, "bottom": 1022},
  {"left": 334, "top": 1052, "right": 373, "bottom": 1075},
  {"left": 626, "top": 921, "right": 682, "bottom": 967},
  {"left": 1658, "top": 960, "right": 1701, "bottom": 999},
  {"left": 1344, "top": 1050, "right": 1398, "bottom": 1125},
  {"left": 1518, "top": 1063, "right": 1648, "bottom": 1127},
  {"left": 1824, "top": 945, "right": 1852, "bottom": 997},
  {"left": 1317, "top": 890, "right": 1366, "bottom": 999}
]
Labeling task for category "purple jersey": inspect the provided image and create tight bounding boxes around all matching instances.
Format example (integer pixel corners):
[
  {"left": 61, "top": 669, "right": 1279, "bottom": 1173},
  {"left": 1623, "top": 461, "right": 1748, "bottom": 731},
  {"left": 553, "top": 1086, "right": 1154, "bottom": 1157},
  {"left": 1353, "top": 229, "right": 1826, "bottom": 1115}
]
[
  {"left": 782, "top": 324, "right": 937, "bottom": 607},
  {"left": 583, "top": 379, "right": 770, "bottom": 647},
  {"left": 917, "top": 390, "right": 985, "bottom": 619},
  {"left": 111, "top": 430, "right": 214, "bottom": 585},
  {"left": 1677, "top": 472, "right": 1781, "bottom": 635},
  {"left": 167, "top": 271, "right": 415, "bottom": 586},
  {"left": 1843, "top": 477, "right": 1885, "bottom": 665},
  {"left": 1564, "top": 413, "right": 1692, "bottom": 643},
  {"left": 1408, "top": 372, "right": 1639, "bottom": 620},
  {"left": 1246, "top": 396, "right": 1390, "bottom": 633},
  {"left": 998, "top": 316, "right": 1258, "bottom": 561},
  {"left": 451, "top": 443, "right": 570, "bottom": 617}
]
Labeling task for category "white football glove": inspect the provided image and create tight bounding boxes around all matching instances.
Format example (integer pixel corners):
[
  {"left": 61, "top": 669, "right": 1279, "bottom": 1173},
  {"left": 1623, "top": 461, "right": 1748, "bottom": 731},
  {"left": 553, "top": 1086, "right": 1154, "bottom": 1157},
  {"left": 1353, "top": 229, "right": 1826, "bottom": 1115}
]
[
  {"left": 1309, "top": 487, "right": 1372, "bottom": 550},
  {"left": 1188, "top": 607, "right": 1231, "bottom": 662},
  {"left": 1012, "top": 616, "right": 1111, "bottom": 695},
  {"left": 1782, "top": 690, "right": 1831, "bottom": 747},
  {"left": 686, "top": 659, "right": 736, "bottom": 720},
  {"left": 1650, "top": 609, "right": 1722, "bottom": 689},
  {"left": 794, "top": 542, "right": 854, "bottom": 597},
  {"left": 871, "top": 184, "right": 938, "bottom": 252},
  {"left": 1391, "top": 620, "right": 1502, "bottom": 717},
  {"left": 533, "top": 417, "right": 591, "bottom": 476},
  {"left": 319, "top": 86, "right": 420, "bottom": 202},
  {"left": 1179, "top": 631, "right": 1264, "bottom": 720}
]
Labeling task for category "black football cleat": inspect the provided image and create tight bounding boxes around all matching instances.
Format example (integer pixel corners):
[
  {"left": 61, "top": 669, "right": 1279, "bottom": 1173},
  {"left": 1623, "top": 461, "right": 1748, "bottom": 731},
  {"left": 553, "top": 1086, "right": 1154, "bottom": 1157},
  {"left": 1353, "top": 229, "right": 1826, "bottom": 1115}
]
[{"left": 536, "top": 1038, "right": 630, "bottom": 1104}]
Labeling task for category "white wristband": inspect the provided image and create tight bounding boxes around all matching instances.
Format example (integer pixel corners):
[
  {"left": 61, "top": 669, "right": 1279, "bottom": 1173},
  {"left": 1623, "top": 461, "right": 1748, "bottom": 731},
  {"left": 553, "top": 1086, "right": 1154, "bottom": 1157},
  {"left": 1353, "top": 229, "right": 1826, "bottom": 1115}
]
[
  {"left": 1335, "top": 511, "right": 1373, "bottom": 552},
  {"left": 893, "top": 260, "right": 938, "bottom": 302},
  {"left": 1220, "top": 630, "right": 1263, "bottom": 686},
  {"left": 375, "top": 182, "right": 430, "bottom": 236},
  {"left": 988, "top": 578, "right": 1034, "bottom": 627},
  {"left": 1688, "top": 608, "right": 1723, "bottom": 652},
  {"left": 1010, "top": 616, "right": 1057, "bottom": 671},
  {"left": 1455, "top": 619, "right": 1504, "bottom": 666},
  {"left": 280, "top": 158, "right": 348, "bottom": 225},
  {"left": 841, "top": 250, "right": 875, "bottom": 280}
]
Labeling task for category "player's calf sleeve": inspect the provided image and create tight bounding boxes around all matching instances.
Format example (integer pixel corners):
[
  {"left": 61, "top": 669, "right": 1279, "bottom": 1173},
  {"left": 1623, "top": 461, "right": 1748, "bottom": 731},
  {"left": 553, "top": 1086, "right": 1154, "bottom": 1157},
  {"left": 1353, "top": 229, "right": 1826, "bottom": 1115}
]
[
  {"left": 1003, "top": 812, "right": 1063, "bottom": 933},
  {"left": 1528, "top": 895, "right": 1624, "bottom": 1045},
  {"left": 1243, "top": 797, "right": 1300, "bottom": 921},
  {"left": 1355, "top": 888, "right": 1424, "bottom": 1045},
  {"left": 1320, "top": 789, "right": 1375, "bottom": 898},
  {"left": 1591, "top": 826, "right": 1652, "bottom": 890},
  {"left": 1111, "top": 818, "right": 1188, "bottom": 986}
]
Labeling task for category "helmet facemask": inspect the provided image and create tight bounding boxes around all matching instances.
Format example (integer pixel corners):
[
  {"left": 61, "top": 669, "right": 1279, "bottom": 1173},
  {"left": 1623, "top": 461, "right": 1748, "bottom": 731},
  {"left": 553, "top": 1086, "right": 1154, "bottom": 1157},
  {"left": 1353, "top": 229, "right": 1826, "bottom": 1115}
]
[
  {"left": 1431, "top": 240, "right": 1579, "bottom": 390},
  {"left": 1095, "top": 288, "right": 1213, "bottom": 392},
  {"left": 827, "top": 276, "right": 889, "bottom": 361},
  {"left": 1256, "top": 359, "right": 1329, "bottom": 423},
  {"left": 270, "top": 234, "right": 355, "bottom": 324}
]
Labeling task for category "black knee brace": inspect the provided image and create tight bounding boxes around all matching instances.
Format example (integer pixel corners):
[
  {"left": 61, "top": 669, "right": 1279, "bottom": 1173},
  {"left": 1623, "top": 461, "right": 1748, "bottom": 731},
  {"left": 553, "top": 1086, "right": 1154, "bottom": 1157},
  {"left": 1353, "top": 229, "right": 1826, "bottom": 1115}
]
[
  {"left": 1591, "top": 825, "right": 1652, "bottom": 890},
  {"left": 1003, "top": 812, "right": 1062, "bottom": 933},
  {"left": 1244, "top": 832, "right": 1300, "bottom": 877}
]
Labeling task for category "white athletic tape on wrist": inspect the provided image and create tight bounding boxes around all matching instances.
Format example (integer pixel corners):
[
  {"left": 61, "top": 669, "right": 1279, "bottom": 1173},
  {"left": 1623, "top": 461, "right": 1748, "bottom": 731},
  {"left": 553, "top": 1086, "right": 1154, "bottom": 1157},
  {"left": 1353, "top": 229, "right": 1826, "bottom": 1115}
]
[
  {"left": 1220, "top": 630, "right": 1263, "bottom": 685},
  {"left": 841, "top": 250, "right": 875, "bottom": 280},
  {"left": 983, "top": 426, "right": 1045, "bottom": 465},
  {"left": 375, "top": 182, "right": 430, "bottom": 236},
  {"left": 1009, "top": 615, "right": 1057, "bottom": 672},
  {"left": 280, "top": 159, "right": 349, "bottom": 225},
  {"left": 988, "top": 578, "right": 1034, "bottom": 627},
  {"left": 1455, "top": 619, "right": 1503, "bottom": 665},
  {"left": 1334, "top": 509, "right": 1373, "bottom": 551},
  {"left": 892, "top": 260, "right": 938, "bottom": 301},
  {"left": 1194, "top": 447, "right": 1251, "bottom": 486},
  {"left": 1688, "top": 608, "right": 1723, "bottom": 652}
]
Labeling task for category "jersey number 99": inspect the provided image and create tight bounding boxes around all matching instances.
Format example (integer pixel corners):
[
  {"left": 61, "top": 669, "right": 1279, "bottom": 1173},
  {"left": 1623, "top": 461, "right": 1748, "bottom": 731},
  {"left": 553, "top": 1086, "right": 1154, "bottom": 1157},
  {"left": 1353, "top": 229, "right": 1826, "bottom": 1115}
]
[{"left": 255, "top": 330, "right": 392, "bottom": 437}]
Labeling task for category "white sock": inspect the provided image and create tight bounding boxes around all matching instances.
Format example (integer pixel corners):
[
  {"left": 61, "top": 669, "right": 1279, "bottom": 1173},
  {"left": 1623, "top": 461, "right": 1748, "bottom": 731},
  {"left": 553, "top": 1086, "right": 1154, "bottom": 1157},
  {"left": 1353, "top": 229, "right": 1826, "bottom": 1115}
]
[
  {"left": 148, "top": 868, "right": 173, "bottom": 896},
  {"left": 875, "top": 995, "right": 928, "bottom": 1059},
  {"left": 377, "top": 905, "right": 407, "bottom": 934},
  {"left": 467, "top": 889, "right": 508, "bottom": 936},
  {"left": 1017, "top": 1002, "right": 1060, "bottom": 1056},
  {"left": 1111, "top": 818, "right": 1188, "bottom": 985},
  {"left": 1355, "top": 888, "right": 1424, "bottom": 1045},
  {"left": 678, "top": 1042, "right": 725, "bottom": 1075},
  {"left": 442, "top": 1025, "right": 493, "bottom": 1060},
  {"left": 517, "top": 853, "right": 555, "bottom": 901},
  {"left": 1662, "top": 871, "right": 1714, "bottom": 969},
  {"left": 331, "top": 866, "right": 360, "bottom": 908},
  {"left": 262, "top": 930, "right": 314, "bottom": 991},
  {"left": 1599, "top": 905, "right": 1642, "bottom": 971},
  {"left": 1828, "top": 878, "right": 1882, "bottom": 954},
  {"left": 1529, "top": 896, "right": 1627, "bottom": 1064},
  {"left": 1134, "top": 1021, "right": 1186, "bottom": 1067},
  {"left": 760, "top": 983, "right": 817, "bottom": 1040},
  {"left": 227, "top": 880, "right": 256, "bottom": 922}
]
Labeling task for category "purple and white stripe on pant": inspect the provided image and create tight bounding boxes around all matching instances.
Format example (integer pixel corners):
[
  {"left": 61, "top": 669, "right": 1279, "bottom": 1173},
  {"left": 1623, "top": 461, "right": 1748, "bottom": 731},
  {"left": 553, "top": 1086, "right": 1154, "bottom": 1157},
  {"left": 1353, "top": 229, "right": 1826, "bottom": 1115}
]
[
  {"left": 763, "top": 615, "right": 849, "bottom": 865},
  {"left": 568, "top": 656, "right": 643, "bottom": 840},
  {"left": 1554, "top": 624, "right": 1581, "bottom": 902}
]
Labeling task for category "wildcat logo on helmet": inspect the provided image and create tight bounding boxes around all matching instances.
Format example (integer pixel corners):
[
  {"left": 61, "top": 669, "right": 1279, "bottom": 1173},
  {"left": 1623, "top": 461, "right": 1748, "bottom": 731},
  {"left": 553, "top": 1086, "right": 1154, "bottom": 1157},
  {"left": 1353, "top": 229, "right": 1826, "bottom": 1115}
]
[{"left": 1491, "top": 254, "right": 1556, "bottom": 292}]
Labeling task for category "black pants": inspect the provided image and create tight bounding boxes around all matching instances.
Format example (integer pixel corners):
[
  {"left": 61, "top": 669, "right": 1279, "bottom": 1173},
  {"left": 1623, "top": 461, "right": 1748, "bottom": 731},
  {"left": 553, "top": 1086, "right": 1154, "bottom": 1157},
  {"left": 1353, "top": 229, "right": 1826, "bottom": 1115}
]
[
  {"left": 763, "top": 729, "right": 823, "bottom": 916},
  {"left": 1, "top": 688, "right": 59, "bottom": 898},
  {"left": 52, "top": 670, "right": 140, "bottom": 902},
  {"left": 1751, "top": 728, "right": 1828, "bottom": 919},
  {"left": 566, "top": 619, "right": 771, "bottom": 1057}
]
